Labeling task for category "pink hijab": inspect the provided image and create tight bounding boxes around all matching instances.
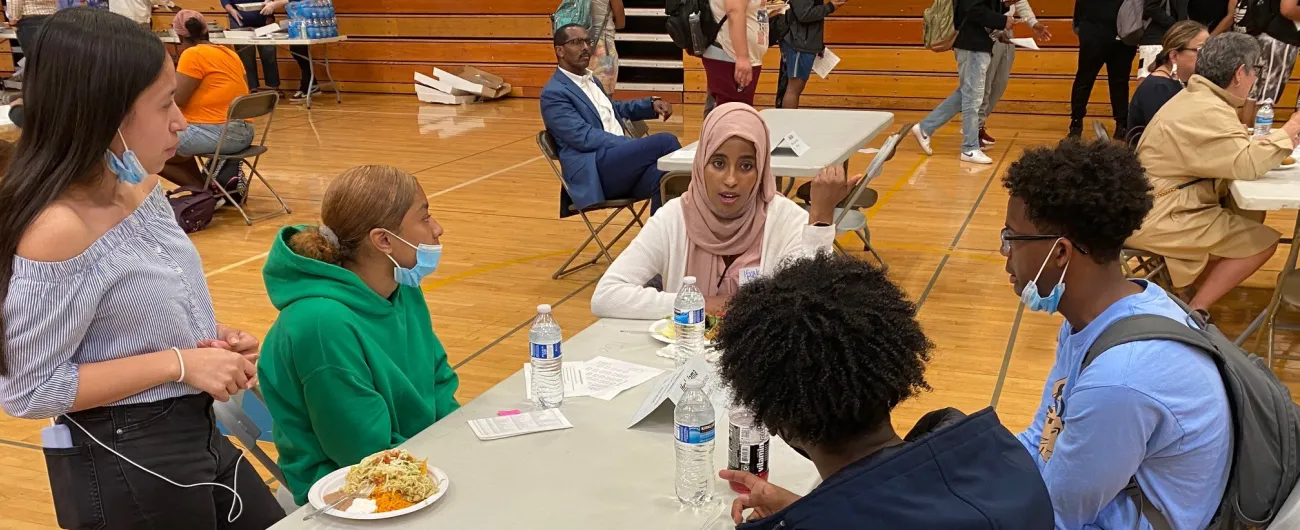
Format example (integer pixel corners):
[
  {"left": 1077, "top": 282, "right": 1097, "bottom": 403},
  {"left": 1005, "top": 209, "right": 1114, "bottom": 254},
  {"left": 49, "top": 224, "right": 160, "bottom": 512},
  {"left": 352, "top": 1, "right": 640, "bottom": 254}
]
[
  {"left": 173, "top": 10, "right": 205, "bottom": 38},
  {"left": 681, "top": 103, "right": 777, "bottom": 297}
]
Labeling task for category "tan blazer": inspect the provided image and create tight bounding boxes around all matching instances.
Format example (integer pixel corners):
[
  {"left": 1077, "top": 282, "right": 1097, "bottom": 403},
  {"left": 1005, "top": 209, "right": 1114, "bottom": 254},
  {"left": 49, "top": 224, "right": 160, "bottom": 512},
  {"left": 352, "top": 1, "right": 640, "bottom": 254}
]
[{"left": 1126, "top": 75, "right": 1290, "bottom": 287}]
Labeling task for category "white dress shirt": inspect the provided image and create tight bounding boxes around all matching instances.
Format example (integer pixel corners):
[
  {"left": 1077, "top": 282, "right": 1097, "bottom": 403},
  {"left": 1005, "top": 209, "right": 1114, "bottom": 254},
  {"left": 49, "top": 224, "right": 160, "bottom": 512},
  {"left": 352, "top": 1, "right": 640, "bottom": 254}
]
[
  {"left": 559, "top": 67, "right": 624, "bottom": 137},
  {"left": 110, "top": 0, "right": 165, "bottom": 25}
]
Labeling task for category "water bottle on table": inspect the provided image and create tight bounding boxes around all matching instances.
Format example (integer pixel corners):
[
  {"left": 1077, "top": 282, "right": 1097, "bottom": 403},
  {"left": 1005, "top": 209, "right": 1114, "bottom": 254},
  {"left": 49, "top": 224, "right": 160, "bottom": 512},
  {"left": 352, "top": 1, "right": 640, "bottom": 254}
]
[
  {"left": 529, "top": 304, "right": 564, "bottom": 408},
  {"left": 673, "top": 276, "right": 706, "bottom": 367},
  {"left": 675, "top": 378, "right": 715, "bottom": 506},
  {"left": 1255, "top": 99, "right": 1275, "bottom": 139},
  {"left": 727, "top": 407, "right": 769, "bottom": 493}
]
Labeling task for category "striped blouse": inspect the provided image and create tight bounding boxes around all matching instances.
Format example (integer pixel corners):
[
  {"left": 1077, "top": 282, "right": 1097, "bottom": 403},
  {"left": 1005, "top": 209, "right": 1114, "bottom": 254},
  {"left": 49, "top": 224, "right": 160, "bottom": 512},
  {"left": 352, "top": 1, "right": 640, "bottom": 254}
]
[{"left": 1, "top": 186, "right": 214, "bottom": 419}]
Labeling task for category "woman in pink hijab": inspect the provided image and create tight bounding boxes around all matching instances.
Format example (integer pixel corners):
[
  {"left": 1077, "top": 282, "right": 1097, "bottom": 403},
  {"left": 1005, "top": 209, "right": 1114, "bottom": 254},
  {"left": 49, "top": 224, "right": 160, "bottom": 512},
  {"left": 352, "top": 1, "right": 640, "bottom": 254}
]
[{"left": 592, "top": 103, "right": 855, "bottom": 319}]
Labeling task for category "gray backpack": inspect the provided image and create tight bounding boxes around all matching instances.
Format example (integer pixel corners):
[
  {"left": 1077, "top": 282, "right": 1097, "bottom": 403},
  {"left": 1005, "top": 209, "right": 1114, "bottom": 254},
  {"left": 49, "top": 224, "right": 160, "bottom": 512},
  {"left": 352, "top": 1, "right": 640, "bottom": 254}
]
[
  {"left": 1118, "top": 0, "right": 1167, "bottom": 45},
  {"left": 1084, "top": 296, "right": 1300, "bottom": 530}
]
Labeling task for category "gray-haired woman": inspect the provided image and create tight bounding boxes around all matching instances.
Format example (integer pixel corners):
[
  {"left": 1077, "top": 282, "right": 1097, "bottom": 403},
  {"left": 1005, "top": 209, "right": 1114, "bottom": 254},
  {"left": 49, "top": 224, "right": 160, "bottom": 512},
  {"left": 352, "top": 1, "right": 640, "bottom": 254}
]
[{"left": 1128, "top": 32, "right": 1300, "bottom": 313}]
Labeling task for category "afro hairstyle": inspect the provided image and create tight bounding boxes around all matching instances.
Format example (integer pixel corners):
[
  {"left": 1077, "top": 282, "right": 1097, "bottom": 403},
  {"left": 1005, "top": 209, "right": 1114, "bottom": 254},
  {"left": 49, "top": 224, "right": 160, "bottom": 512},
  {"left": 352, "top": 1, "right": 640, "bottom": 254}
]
[
  {"left": 713, "top": 252, "right": 933, "bottom": 449},
  {"left": 1002, "top": 138, "right": 1153, "bottom": 262}
]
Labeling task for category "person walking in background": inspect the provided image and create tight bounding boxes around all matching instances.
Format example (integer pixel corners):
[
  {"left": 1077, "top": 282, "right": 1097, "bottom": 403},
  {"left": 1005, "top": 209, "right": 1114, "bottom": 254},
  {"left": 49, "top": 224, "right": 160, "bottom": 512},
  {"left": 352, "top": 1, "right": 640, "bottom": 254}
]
[
  {"left": 702, "top": 0, "right": 769, "bottom": 111},
  {"left": 978, "top": 0, "right": 1050, "bottom": 148},
  {"left": 778, "top": 0, "right": 846, "bottom": 109},
  {"left": 9, "top": 0, "right": 59, "bottom": 56},
  {"left": 1069, "top": 0, "right": 1137, "bottom": 139},
  {"left": 911, "top": 0, "right": 1017, "bottom": 165},
  {"left": 1137, "top": 0, "right": 1189, "bottom": 78},
  {"left": 1232, "top": 0, "right": 1300, "bottom": 107},
  {"left": 589, "top": 0, "right": 623, "bottom": 93},
  {"left": 223, "top": 0, "right": 282, "bottom": 94},
  {"left": 109, "top": 0, "right": 169, "bottom": 29}
]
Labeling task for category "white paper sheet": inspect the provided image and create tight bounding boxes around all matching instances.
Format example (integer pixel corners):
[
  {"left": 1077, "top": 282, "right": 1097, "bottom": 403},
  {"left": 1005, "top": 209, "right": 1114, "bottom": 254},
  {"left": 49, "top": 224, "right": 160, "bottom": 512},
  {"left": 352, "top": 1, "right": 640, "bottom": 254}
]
[
  {"left": 812, "top": 48, "right": 840, "bottom": 79},
  {"left": 670, "top": 149, "right": 697, "bottom": 160},
  {"left": 771, "top": 132, "right": 810, "bottom": 157},
  {"left": 628, "top": 355, "right": 730, "bottom": 428},
  {"left": 467, "top": 409, "right": 573, "bottom": 441},
  {"left": 524, "top": 362, "right": 590, "bottom": 399},
  {"left": 1009, "top": 37, "right": 1040, "bottom": 50},
  {"left": 582, "top": 356, "right": 664, "bottom": 401}
]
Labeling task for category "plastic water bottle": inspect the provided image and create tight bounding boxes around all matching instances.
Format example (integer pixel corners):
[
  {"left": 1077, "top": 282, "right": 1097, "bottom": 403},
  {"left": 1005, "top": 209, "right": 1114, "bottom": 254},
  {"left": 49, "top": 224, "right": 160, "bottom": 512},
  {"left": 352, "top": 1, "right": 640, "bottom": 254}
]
[
  {"left": 529, "top": 304, "right": 564, "bottom": 408},
  {"left": 727, "top": 407, "right": 770, "bottom": 493},
  {"left": 674, "top": 277, "right": 706, "bottom": 367},
  {"left": 675, "top": 378, "right": 715, "bottom": 506},
  {"left": 1255, "top": 99, "right": 1275, "bottom": 138}
]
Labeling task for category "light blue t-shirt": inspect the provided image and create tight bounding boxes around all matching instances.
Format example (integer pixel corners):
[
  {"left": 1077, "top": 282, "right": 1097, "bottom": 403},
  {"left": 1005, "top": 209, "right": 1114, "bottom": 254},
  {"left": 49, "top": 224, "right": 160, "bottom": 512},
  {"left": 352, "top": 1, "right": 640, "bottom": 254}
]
[{"left": 1017, "top": 280, "right": 1231, "bottom": 530}]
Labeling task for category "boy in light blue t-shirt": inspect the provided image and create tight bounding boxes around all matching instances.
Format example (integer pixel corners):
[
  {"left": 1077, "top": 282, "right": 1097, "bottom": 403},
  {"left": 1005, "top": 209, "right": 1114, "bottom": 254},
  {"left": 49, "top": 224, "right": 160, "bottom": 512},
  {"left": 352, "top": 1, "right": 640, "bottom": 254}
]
[{"left": 999, "top": 139, "right": 1231, "bottom": 530}]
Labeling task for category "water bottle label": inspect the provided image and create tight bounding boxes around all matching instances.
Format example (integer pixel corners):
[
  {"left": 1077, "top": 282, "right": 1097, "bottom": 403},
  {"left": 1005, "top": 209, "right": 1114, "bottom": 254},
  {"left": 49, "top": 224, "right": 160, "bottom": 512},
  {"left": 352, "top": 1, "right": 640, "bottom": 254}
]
[
  {"left": 675, "top": 422, "right": 715, "bottom": 444},
  {"left": 530, "top": 342, "right": 561, "bottom": 360},
  {"left": 728, "top": 424, "right": 769, "bottom": 476},
  {"left": 673, "top": 308, "right": 705, "bottom": 325}
]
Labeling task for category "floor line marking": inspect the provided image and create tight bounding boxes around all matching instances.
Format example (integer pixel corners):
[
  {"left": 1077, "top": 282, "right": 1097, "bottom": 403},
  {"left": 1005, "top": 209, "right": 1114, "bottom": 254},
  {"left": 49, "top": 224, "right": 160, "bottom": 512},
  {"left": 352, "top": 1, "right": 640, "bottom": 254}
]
[{"left": 990, "top": 303, "right": 1026, "bottom": 409}]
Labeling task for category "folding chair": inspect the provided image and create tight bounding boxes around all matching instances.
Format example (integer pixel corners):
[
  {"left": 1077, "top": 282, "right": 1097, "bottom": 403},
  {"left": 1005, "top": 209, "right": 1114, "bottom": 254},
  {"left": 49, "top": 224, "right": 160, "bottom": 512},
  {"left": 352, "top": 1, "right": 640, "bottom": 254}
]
[
  {"left": 1093, "top": 120, "right": 1111, "bottom": 142},
  {"left": 659, "top": 170, "right": 691, "bottom": 205},
  {"left": 1126, "top": 126, "right": 1146, "bottom": 150},
  {"left": 622, "top": 118, "right": 650, "bottom": 139},
  {"left": 198, "top": 91, "right": 291, "bottom": 225},
  {"left": 793, "top": 123, "right": 909, "bottom": 271},
  {"left": 1119, "top": 248, "right": 1173, "bottom": 291},
  {"left": 538, "top": 130, "right": 649, "bottom": 279}
]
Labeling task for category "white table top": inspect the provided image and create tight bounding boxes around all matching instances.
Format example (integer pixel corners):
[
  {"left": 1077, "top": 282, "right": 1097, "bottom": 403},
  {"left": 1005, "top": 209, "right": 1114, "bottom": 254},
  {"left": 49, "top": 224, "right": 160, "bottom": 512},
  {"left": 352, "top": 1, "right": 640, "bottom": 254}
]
[
  {"left": 159, "top": 35, "right": 347, "bottom": 46},
  {"left": 270, "top": 318, "right": 820, "bottom": 529},
  {"left": 657, "top": 109, "right": 895, "bottom": 177},
  {"left": 1230, "top": 166, "right": 1300, "bottom": 211}
]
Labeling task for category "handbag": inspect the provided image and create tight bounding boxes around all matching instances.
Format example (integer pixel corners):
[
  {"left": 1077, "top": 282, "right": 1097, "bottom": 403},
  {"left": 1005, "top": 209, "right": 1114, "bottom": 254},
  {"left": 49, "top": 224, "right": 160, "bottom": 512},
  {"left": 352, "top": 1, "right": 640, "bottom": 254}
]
[{"left": 166, "top": 186, "right": 218, "bottom": 234}]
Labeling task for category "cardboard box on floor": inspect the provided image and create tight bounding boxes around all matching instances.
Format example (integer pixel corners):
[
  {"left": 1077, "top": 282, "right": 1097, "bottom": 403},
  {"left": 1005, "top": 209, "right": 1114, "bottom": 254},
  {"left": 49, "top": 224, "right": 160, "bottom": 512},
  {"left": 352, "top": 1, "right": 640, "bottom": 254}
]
[{"left": 413, "top": 67, "right": 511, "bottom": 105}]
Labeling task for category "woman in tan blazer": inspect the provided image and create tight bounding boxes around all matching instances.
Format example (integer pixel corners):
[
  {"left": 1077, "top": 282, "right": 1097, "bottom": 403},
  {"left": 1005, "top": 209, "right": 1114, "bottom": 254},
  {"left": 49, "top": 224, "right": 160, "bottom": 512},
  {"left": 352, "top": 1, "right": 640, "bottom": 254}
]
[{"left": 1128, "top": 32, "right": 1300, "bottom": 312}]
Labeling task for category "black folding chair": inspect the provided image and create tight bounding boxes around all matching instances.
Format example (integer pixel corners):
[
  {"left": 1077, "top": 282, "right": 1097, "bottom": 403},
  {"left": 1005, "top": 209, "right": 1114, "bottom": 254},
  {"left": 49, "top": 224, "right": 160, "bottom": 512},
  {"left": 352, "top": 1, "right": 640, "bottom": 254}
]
[{"left": 538, "top": 130, "right": 650, "bottom": 279}]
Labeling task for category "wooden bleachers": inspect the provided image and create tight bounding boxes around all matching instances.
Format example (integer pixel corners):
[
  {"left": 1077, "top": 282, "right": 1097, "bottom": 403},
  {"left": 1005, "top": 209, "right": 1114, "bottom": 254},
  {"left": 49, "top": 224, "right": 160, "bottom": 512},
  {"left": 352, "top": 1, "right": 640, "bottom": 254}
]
[{"left": 75, "top": 0, "right": 1300, "bottom": 115}]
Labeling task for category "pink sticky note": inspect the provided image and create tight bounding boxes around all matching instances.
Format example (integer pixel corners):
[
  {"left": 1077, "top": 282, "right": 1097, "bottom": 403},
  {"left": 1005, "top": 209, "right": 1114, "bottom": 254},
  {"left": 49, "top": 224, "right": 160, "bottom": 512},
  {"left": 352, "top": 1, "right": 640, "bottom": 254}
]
[{"left": 497, "top": 409, "right": 521, "bottom": 416}]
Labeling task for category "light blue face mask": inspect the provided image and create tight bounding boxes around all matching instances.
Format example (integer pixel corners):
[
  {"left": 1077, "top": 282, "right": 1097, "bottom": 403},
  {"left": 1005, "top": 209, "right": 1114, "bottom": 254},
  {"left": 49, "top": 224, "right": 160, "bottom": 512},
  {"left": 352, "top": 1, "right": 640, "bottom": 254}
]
[
  {"left": 104, "top": 130, "right": 147, "bottom": 185},
  {"left": 383, "top": 229, "right": 442, "bottom": 287},
  {"left": 1020, "top": 238, "right": 1070, "bottom": 314}
]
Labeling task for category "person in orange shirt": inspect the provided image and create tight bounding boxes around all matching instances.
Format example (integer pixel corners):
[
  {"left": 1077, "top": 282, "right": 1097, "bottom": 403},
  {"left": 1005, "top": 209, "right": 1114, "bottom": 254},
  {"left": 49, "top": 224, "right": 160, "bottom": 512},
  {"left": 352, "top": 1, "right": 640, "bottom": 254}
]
[{"left": 161, "top": 10, "right": 254, "bottom": 201}]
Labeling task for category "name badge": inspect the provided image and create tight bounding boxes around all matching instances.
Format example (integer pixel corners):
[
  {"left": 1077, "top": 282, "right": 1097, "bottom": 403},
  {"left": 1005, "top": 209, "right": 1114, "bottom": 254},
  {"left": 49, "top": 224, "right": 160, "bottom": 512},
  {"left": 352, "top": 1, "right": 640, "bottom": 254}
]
[{"left": 739, "top": 267, "right": 761, "bottom": 287}]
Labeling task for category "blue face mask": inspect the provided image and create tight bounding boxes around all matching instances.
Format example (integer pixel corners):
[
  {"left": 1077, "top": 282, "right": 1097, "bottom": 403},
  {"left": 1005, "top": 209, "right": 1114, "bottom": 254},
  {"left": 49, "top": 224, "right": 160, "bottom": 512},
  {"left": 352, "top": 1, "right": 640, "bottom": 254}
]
[
  {"left": 104, "top": 130, "right": 147, "bottom": 185},
  {"left": 383, "top": 229, "right": 442, "bottom": 287},
  {"left": 1020, "top": 238, "right": 1070, "bottom": 314}
]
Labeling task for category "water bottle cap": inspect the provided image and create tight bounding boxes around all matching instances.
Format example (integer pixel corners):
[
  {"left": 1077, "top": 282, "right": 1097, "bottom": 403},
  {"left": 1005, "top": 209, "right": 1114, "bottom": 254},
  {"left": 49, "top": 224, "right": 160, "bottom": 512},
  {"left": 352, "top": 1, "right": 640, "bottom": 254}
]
[
  {"left": 537, "top": 304, "right": 552, "bottom": 314},
  {"left": 683, "top": 276, "right": 697, "bottom": 286},
  {"left": 684, "top": 378, "right": 704, "bottom": 389}
]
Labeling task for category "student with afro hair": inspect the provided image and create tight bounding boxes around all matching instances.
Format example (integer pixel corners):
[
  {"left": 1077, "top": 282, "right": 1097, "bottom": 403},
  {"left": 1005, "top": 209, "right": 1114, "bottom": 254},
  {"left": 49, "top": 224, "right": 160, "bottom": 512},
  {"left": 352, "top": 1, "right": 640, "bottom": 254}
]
[
  {"left": 713, "top": 252, "right": 1053, "bottom": 529},
  {"left": 1002, "top": 139, "right": 1230, "bottom": 529}
]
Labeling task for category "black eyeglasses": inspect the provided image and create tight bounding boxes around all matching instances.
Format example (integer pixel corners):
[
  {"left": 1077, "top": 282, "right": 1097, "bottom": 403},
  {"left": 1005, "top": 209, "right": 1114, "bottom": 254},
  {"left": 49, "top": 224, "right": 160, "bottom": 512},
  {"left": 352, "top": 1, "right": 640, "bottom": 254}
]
[
  {"left": 1000, "top": 228, "right": 1090, "bottom": 255},
  {"left": 562, "top": 37, "right": 593, "bottom": 48}
]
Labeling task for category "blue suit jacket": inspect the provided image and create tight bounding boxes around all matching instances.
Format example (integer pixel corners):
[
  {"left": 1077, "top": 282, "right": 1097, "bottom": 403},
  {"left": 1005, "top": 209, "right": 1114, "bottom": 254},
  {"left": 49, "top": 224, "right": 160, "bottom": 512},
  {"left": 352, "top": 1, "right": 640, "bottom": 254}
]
[{"left": 540, "top": 69, "right": 659, "bottom": 217}]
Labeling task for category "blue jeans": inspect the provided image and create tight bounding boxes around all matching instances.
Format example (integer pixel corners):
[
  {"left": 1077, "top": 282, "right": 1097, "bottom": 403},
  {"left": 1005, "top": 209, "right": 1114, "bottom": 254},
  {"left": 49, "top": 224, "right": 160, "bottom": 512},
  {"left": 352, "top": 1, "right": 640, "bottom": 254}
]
[
  {"left": 595, "top": 132, "right": 680, "bottom": 213},
  {"left": 919, "top": 48, "right": 992, "bottom": 153},
  {"left": 177, "top": 121, "right": 255, "bottom": 158}
]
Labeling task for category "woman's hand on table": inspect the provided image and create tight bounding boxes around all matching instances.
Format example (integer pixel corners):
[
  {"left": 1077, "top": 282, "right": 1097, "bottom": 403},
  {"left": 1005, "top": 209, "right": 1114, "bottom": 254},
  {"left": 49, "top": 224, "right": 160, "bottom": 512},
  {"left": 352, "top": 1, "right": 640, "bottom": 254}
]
[
  {"left": 177, "top": 348, "right": 258, "bottom": 401},
  {"left": 719, "top": 470, "right": 801, "bottom": 523},
  {"left": 808, "top": 165, "right": 861, "bottom": 226}
]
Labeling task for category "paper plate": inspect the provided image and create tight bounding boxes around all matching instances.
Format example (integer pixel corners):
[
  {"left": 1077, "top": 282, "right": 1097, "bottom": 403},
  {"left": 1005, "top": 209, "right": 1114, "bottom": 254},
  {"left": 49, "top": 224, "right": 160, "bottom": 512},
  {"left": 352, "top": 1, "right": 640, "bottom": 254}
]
[
  {"left": 306, "top": 465, "right": 449, "bottom": 520},
  {"left": 649, "top": 319, "right": 674, "bottom": 344}
]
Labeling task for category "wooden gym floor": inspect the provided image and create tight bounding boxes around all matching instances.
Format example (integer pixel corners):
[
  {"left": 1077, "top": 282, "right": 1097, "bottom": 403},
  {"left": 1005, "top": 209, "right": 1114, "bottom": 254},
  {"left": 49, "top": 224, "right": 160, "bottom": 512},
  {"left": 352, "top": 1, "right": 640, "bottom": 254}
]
[{"left": 2, "top": 96, "right": 1299, "bottom": 529}]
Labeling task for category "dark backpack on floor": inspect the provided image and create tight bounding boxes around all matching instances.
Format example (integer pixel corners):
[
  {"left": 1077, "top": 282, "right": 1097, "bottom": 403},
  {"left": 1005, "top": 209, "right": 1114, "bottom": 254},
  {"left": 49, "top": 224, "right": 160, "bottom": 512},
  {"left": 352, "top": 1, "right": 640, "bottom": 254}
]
[
  {"left": 665, "top": 0, "right": 728, "bottom": 56},
  {"left": 1083, "top": 295, "right": 1300, "bottom": 530},
  {"left": 166, "top": 186, "right": 217, "bottom": 234}
]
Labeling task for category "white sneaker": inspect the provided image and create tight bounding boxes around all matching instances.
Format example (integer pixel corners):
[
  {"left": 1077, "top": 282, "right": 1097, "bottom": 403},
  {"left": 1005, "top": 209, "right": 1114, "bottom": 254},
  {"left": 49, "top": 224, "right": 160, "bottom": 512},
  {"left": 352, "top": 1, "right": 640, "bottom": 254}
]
[
  {"left": 911, "top": 124, "right": 933, "bottom": 156},
  {"left": 961, "top": 150, "right": 993, "bottom": 164}
]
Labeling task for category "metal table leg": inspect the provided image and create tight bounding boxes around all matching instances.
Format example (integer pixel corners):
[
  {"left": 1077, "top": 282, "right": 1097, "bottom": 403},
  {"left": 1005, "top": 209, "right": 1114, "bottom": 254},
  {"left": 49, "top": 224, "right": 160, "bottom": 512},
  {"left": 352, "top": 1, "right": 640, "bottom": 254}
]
[
  {"left": 1234, "top": 211, "right": 1300, "bottom": 347},
  {"left": 305, "top": 46, "right": 317, "bottom": 110},
  {"left": 323, "top": 43, "right": 340, "bottom": 104}
]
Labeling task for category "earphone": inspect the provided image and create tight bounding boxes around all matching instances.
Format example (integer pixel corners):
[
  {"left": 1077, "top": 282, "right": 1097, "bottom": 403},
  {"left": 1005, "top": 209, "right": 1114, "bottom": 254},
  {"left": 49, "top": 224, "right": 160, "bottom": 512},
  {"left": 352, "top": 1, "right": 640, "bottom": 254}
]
[{"left": 58, "top": 413, "right": 246, "bottom": 523}]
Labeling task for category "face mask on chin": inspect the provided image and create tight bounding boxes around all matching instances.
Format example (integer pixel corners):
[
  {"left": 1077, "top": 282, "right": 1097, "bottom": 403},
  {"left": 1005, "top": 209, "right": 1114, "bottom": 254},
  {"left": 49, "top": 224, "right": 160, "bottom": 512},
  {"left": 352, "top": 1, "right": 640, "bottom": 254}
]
[{"left": 1020, "top": 238, "right": 1070, "bottom": 314}]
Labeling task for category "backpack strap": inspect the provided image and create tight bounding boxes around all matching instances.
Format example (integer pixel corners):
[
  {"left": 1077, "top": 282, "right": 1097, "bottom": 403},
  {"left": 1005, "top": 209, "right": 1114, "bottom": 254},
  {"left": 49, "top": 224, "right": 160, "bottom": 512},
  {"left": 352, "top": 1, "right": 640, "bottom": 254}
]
[{"left": 1084, "top": 310, "right": 1219, "bottom": 530}]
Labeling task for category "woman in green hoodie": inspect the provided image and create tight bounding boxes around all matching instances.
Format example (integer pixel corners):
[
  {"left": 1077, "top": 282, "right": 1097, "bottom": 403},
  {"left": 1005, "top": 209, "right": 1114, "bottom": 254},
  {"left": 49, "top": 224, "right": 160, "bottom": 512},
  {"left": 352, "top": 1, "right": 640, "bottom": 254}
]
[{"left": 258, "top": 165, "right": 460, "bottom": 506}]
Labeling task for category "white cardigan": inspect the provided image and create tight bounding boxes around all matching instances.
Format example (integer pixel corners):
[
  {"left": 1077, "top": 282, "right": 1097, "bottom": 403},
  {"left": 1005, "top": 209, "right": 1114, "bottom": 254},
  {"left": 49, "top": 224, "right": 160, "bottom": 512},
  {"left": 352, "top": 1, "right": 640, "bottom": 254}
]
[{"left": 591, "top": 196, "right": 836, "bottom": 319}]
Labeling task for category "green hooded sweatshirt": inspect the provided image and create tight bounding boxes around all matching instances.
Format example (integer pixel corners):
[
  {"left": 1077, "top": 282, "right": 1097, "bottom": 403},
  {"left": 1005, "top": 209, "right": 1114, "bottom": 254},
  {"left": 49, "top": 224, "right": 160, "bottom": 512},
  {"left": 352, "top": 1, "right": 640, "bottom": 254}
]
[{"left": 259, "top": 226, "right": 459, "bottom": 506}]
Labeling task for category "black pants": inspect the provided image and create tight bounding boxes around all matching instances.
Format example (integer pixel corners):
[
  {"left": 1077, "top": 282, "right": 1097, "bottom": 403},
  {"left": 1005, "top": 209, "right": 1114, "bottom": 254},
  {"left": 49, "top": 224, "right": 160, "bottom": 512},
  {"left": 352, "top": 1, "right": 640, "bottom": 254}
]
[
  {"left": 1070, "top": 31, "right": 1137, "bottom": 128},
  {"left": 46, "top": 394, "right": 284, "bottom": 529},
  {"left": 15, "top": 15, "right": 48, "bottom": 59},
  {"left": 235, "top": 45, "right": 280, "bottom": 90},
  {"left": 290, "top": 45, "right": 313, "bottom": 93}
]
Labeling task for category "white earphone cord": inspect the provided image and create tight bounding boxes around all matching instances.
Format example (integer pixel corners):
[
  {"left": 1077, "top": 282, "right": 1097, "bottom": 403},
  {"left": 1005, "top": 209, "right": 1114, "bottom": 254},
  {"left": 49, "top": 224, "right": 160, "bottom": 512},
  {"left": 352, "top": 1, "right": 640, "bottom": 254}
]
[{"left": 60, "top": 414, "right": 245, "bottom": 523}]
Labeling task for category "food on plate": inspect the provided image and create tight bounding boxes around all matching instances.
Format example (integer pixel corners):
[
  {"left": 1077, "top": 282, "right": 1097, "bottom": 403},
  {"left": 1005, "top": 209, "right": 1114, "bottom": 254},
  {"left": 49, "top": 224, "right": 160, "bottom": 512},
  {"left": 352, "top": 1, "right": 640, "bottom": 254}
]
[
  {"left": 1284, "top": 156, "right": 1296, "bottom": 166},
  {"left": 345, "top": 498, "right": 378, "bottom": 514},
  {"left": 660, "top": 314, "right": 723, "bottom": 340},
  {"left": 336, "top": 449, "right": 437, "bottom": 514}
]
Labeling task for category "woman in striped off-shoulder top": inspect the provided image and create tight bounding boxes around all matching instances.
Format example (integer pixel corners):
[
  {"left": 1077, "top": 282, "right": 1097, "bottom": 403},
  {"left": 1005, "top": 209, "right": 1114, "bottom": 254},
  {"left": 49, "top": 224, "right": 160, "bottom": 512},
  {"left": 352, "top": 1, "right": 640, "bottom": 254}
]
[{"left": 0, "top": 9, "right": 282, "bottom": 529}]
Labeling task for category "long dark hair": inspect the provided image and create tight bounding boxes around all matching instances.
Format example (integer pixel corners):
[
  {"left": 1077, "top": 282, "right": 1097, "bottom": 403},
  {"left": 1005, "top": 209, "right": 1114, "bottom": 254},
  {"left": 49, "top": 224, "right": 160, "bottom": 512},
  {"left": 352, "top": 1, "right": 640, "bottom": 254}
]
[{"left": 0, "top": 8, "right": 165, "bottom": 374}]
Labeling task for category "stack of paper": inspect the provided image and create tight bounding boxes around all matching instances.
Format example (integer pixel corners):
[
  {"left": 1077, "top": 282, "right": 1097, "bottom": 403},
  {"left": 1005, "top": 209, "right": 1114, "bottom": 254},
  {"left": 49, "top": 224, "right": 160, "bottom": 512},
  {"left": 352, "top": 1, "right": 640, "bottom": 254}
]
[
  {"left": 467, "top": 409, "right": 573, "bottom": 441},
  {"left": 523, "top": 357, "right": 664, "bottom": 401}
]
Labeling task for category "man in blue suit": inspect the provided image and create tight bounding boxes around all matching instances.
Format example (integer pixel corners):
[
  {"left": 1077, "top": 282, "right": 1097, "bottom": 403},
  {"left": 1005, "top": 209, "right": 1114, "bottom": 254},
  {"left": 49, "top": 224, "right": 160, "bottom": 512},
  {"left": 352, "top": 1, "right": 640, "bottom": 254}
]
[{"left": 541, "top": 24, "right": 681, "bottom": 218}]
